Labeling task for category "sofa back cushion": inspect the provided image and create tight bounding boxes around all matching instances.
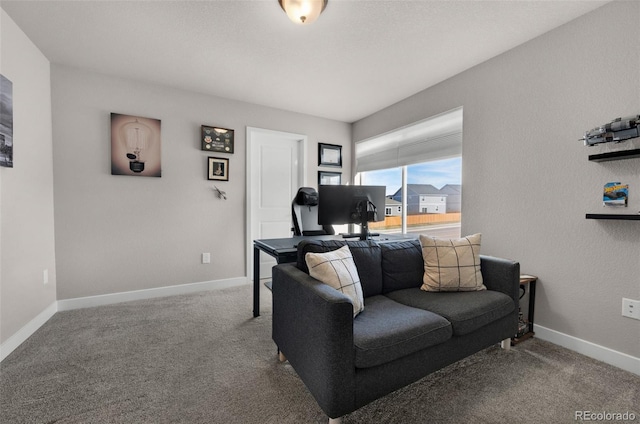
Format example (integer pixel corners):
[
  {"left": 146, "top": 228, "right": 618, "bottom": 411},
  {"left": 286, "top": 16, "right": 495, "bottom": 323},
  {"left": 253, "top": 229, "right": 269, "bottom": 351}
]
[
  {"left": 297, "top": 240, "right": 383, "bottom": 297},
  {"left": 380, "top": 240, "right": 424, "bottom": 293}
]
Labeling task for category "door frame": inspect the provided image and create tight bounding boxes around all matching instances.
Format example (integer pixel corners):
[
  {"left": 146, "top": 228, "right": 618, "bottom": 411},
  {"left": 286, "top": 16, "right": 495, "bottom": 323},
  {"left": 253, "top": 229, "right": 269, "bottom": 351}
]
[{"left": 245, "top": 126, "right": 308, "bottom": 279}]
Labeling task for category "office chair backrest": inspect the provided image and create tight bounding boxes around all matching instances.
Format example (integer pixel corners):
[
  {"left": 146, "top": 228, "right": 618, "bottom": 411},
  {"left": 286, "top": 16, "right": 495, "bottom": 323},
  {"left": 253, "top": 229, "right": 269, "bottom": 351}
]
[
  {"left": 292, "top": 187, "right": 335, "bottom": 236},
  {"left": 295, "top": 187, "right": 319, "bottom": 207}
]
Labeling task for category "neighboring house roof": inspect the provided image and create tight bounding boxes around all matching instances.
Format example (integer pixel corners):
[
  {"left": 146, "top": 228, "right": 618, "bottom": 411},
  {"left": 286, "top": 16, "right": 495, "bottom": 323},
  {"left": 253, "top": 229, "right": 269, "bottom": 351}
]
[
  {"left": 391, "top": 184, "right": 462, "bottom": 197},
  {"left": 385, "top": 199, "right": 402, "bottom": 205},
  {"left": 392, "top": 184, "right": 441, "bottom": 197},
  {"left": 439, "top": 184, "right": 462, "bottom": 194}
]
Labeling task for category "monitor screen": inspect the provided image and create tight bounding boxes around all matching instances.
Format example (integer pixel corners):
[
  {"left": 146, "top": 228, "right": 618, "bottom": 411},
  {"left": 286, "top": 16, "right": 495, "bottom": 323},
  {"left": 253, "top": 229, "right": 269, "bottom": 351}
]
[{"left": 318, "top": 185, "right": 386, "bottom": 226}]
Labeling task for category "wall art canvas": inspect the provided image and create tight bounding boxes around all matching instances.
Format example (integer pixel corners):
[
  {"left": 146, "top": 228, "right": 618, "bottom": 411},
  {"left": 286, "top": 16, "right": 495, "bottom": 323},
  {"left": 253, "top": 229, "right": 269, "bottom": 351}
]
[
  {"left": 0, "top": 74, "right": 13, "bottom": 168},
  {"left": 111, "top": 113, "right": 161, "bottom": 177}
]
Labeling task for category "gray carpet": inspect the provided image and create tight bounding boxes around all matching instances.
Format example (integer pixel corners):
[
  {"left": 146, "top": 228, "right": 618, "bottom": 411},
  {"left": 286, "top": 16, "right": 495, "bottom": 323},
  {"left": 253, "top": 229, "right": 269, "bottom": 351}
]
[{"left": 1, "top": 283, "right": 638, "bottom": 424}]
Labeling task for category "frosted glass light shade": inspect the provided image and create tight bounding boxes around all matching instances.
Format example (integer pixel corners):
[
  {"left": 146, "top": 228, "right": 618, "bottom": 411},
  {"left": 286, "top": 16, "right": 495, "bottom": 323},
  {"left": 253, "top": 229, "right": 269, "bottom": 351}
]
[{"left": 279, "top": 0, "right": 328, "bottom": 24}]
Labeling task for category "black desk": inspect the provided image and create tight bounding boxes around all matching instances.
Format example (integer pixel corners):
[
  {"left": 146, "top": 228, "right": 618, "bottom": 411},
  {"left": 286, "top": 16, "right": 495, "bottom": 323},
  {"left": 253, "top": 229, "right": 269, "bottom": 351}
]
[{"left": 252, "top": 234, "right": 415, "bottom": 317}]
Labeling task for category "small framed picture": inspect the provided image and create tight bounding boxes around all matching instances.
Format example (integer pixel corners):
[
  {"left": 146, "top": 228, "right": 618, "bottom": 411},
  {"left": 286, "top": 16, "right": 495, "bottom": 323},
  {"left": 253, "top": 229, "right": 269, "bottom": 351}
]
[
  {"left": 318, "top": 171, "right": 341, "bottom": 186},
  {"left": 208, "top": 157, "right": 229, "bottom": 181},
  {"left": 318, "top": 143, "right": 342, "bottom": 167},
  {"left": 202, "top": 125, "right": 234, "bottom": 153}
]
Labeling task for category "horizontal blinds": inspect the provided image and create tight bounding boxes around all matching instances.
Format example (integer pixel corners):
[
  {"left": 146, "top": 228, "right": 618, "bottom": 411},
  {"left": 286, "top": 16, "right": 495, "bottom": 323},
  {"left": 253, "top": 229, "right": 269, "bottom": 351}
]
[
  {"left": 396, "top": 132, "right": 462, "bottom": 166},
  {"left": 356, "top": 108, "right": 462, "bottom": 173},
  {"left": 355, "top": 139, "right": 401, "bottom": 172}
]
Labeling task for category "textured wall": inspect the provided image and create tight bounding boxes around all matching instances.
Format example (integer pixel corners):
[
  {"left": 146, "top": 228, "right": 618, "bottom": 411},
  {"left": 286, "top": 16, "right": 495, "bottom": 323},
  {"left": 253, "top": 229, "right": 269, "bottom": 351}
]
[
  {"left": 50, "top": 65, "right": 350, "bottom": 300},
  {"left": 353, "top": 1, "right": 640, "bottom": 357},
  {"left": 0, "top": 10, "right": 57, "bottom": 344}
]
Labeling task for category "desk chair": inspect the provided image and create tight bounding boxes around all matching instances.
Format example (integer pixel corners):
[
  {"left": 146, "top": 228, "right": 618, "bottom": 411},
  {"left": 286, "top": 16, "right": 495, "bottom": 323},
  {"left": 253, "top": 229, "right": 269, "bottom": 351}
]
[{"left": 292, "top": 187, "right": 335, "bottom": 236}]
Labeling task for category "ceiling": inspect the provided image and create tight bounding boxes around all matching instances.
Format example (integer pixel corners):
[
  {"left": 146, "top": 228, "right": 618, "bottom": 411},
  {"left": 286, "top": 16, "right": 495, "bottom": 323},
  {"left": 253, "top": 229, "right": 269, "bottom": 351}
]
[{"left": 2, "top": 0, "right": 609, "bottom": 123}]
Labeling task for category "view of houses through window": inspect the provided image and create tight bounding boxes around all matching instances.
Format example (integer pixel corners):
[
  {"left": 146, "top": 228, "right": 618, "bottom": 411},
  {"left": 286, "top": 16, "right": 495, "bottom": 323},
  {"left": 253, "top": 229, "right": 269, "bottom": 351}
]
[{"left": 357, "top": 157, "right": 461, "bottom": 238}]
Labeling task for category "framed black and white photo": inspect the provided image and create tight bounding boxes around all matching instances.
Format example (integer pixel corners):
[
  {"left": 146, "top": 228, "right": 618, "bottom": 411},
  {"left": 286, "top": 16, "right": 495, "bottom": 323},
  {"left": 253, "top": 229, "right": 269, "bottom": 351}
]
[
  {"left": 318, "top": 143, "right": 342, "bottom": 167},
  {"left": 0, "top": 74, "right": 14, "bottom": 168},
  {"left": 208, "top": 157, "right": 229, "bottom": 181},
  {"left": 318, "top": 171, "right": 341, "bottom": 186}
]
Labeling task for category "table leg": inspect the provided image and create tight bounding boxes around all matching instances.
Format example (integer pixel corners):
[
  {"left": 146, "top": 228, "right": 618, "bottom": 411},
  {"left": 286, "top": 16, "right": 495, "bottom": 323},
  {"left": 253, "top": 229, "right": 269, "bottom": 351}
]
[
  {"left": 528, "top": 280, "right": 536, "bottom": 333},
  {"left": 253, "top": 245, "right": 260, "bottom": 317}
]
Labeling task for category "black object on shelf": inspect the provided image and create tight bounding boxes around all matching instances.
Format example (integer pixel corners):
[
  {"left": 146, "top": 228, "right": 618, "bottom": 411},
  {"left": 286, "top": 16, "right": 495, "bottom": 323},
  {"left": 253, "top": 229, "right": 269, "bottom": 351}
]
[
  {"left": 586, "top": 213, "right": 640, "bottom": 220},
  {"left": 588, "top": 148, "right": 640, "bottom": 162}
]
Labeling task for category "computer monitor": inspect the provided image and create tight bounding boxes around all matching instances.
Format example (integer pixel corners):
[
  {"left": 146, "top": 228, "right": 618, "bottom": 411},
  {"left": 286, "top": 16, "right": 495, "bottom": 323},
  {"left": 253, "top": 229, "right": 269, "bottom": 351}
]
[{"left": 318, "top": 185, "right": 386, "bottom": 240}]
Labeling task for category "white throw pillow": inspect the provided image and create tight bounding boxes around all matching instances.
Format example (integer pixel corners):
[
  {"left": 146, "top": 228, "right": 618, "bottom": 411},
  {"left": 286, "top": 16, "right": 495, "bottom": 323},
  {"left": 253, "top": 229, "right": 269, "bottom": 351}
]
[
  {"left": 305, "top": 245, "right": 364, "bottom": 317},
  {"left": 419, "top": 233, "right": 486, "bottom": 292}
]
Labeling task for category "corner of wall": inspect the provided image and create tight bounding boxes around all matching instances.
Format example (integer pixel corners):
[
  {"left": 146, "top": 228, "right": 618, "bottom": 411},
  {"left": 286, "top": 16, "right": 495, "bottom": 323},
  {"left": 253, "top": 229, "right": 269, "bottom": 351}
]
[{"left": 0, "top": 7, "right": 57, "bottom": 347}]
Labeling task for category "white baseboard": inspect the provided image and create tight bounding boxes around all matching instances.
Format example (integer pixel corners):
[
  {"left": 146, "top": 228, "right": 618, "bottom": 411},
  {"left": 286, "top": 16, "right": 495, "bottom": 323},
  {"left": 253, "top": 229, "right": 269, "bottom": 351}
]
[
  {"left": 1, "top": 277, "right": 248, "bottom": 362},
  {"left": 534, "top": 324, "right": 640, "bottom": 376},
  {"left": 57, "top": 277, "right": 249, "bottom": 311},
  {"left": 0, "top": 301, "right": 58, "bottom": 362}
]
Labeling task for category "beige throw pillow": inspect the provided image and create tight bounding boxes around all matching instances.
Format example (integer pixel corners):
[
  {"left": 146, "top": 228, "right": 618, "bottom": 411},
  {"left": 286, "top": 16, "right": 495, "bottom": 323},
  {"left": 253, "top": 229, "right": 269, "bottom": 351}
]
[
  {"left": 419, "top": 233, "right": 485, "bottom": 292},
  {"left": 305, "top": 245, "right": 364, "bottom": 317}
]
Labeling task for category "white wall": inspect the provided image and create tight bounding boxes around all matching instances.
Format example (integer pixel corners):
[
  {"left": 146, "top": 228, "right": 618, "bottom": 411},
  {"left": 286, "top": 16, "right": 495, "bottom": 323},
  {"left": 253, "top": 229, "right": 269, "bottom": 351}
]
[
  {"left": 353, "top": 1, "right": 640, "bottom": 359},
  {"left": 51, "top": 65, "right": 351, "bottom": 300},
  {"left": 0, "top": 9, "right": 57, "bottom": 345}
]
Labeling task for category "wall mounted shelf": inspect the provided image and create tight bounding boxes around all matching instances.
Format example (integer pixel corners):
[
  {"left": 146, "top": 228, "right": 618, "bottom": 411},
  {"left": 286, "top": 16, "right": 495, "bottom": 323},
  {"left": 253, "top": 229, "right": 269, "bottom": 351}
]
[
  {"left": 586, "top": 138, "right": 638, "bottom": 219},
  {"left": 588, "top": 148, "right": 640, "bottom": 162},
  {"left": 586, "top": 213, "right": 640, "bottom": 220}
]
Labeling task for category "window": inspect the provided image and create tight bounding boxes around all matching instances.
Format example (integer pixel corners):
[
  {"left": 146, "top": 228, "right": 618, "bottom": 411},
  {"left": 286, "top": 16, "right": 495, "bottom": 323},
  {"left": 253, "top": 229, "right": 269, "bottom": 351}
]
[
  {"left": 358, "top": 158, "right": 461, "bottom": 237},
  {"left": 355, "top": 108, "right": 462, "bottom": 238}
]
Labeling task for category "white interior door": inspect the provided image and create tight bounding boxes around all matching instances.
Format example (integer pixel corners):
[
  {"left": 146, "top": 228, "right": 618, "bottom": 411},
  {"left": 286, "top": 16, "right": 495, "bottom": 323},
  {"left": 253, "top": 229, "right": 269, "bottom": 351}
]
[{"left": 247, "top": 127, "right": 306, "bottom": 279}]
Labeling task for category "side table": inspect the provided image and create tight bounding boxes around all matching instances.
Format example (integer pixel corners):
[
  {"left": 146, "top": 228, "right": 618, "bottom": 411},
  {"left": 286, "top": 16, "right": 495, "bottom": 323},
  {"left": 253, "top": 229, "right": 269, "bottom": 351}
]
[{"left": 512, "top": 274, "right": 537, "bottom": 345}]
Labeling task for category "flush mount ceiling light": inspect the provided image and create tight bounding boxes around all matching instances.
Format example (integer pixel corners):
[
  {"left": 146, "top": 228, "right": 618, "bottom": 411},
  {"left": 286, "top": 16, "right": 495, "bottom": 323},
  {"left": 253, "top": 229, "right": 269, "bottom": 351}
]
[{"left": 278, "top": 0, "right": 328, "bottom": 25}]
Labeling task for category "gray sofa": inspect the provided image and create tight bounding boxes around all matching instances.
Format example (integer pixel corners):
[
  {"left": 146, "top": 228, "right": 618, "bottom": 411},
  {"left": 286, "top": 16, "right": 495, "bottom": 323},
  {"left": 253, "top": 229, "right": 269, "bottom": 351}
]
[{"left": 272, "top": 239, "right": 520, "bottom": 423}]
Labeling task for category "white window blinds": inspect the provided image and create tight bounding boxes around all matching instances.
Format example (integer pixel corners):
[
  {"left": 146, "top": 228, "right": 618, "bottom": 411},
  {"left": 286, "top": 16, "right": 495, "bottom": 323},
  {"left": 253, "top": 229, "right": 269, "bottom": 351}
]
[{"left": 356, "top": 108, "right": 462, "bottom": 173}]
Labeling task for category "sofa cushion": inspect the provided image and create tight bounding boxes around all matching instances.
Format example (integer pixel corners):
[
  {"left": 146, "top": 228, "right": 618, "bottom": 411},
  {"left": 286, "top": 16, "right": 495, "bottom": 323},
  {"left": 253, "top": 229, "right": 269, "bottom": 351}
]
[
  {"left": 306, "top": 245, "right": 365, "bottom": 317},
  {"left": 297, "top": 240, "right": 383, "bottom": 297},
  {"left": 386, "top": 288, "right": 515, "bottom": 336},
  {"left": 419, "top": 233, "right": 486, "bottom": 292},
  {"left": 353, "top": 295, "right": 452, "bottom": 368},
  {"left": 380, "top": 240, "right": 424, "bottom": 293}
]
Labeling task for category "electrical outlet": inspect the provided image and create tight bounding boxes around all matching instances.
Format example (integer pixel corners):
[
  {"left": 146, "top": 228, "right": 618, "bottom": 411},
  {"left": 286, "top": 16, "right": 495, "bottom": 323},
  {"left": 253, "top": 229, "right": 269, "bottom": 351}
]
[
  {"left": 622, "top": 298, "right": 640, "bottom": 320},
  {"left": 202, "top": 253, "right": 211, "bottom": 264},
  {"left": 43, "top": 269, "right": 49, "bottom": 285}
]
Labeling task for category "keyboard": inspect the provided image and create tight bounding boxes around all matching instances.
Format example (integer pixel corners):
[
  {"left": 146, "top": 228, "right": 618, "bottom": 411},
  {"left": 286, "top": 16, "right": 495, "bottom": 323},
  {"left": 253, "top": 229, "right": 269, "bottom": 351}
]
[{"left": 341, "top": 233, "right": 380, "bottom": 238}]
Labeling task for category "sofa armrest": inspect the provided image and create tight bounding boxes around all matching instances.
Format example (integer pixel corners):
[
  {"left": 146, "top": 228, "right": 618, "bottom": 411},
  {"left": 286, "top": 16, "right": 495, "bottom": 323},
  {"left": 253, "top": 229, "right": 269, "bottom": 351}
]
[
  {"left": 272, "top": 263, "right": 356, "bottom": 418},
  {"left": 480, "top": 255, "right": 520, "bottom": 304}
]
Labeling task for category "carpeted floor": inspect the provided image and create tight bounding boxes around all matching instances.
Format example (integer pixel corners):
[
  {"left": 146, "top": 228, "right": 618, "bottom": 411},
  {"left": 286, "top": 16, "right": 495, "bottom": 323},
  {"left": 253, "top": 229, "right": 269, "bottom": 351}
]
[{"left": 1, "top": 283, "right": 638, "bottom": 424}]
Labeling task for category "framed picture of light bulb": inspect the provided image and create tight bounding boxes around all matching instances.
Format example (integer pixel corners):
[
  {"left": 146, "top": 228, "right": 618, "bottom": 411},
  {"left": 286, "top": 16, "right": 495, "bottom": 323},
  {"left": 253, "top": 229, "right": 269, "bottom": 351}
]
[
  {"left": 201, "top": 125, "right": 234, "bottom": 153},
  {"left": 111, "top": 113, "right": 162, "bottom": 177},
  {"left": 207, "top": 157, "right": 229, "bottom": 181}
]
